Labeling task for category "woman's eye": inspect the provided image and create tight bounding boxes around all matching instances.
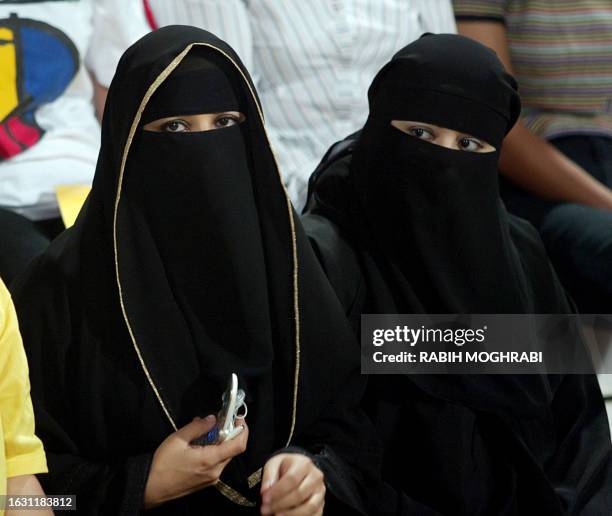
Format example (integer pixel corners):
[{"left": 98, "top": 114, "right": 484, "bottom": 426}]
[
  {"left": 409, "top": 127, "right": 435, "bottom": 141},
  {"left": 458, "top": 137, "right": 483, "bottom": 152},
  {"left": 215, "top": 116, "right": 238, "bottom": 128},
  {"left": 162, "top": 120, "right": 189, "bottom": 133}
]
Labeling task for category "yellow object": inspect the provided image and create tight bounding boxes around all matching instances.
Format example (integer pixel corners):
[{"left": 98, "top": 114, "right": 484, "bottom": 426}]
[
  {"left": 0, "top": 27, "right": 19, "bottom": 122},
  {"left": 0, "top": 280, "right": 48, "bottom": 513},
  {"left": 55, "top": 185, "right": 91, "bottom": 228}
]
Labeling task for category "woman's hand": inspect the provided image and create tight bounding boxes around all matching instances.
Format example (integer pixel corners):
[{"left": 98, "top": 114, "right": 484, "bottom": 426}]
[
  {"left": 143, "top": 415, "right": 248, "bottom": 509},
  {"left": 260, "top": 453, "right": 325, "bottom": 516}
]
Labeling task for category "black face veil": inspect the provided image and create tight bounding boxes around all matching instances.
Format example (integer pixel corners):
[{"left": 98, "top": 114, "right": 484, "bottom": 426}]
[
  {"left": 125, "top": 51, "right": 274, "bottom": 401},
  {"left": 351, "top": 33, "right": 528, "bottom": 315},
  {"left": 12, "top": 26, "right": 377, "bottom": 512}
]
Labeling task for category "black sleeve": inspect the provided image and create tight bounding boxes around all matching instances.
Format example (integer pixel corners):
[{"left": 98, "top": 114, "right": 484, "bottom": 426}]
[
  {"left": 549, "top": 373, "right": 612, "bottom": 514},
  {"left": 11, "top": 257, "right": 153, "bottom": 515},
  {"left": 271, "top": 372, "right": 382, "bottom": 515}
]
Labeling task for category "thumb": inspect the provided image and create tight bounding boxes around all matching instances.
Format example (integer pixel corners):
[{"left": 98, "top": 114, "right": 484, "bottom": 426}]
[{"left": 176, "top": 415, "right": 217, "bottom": 442}]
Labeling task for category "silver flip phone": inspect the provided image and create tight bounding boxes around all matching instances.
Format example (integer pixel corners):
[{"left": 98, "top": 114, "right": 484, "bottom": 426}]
[{"left": 191, "top": 373, "right": 247, "bottom": 446}]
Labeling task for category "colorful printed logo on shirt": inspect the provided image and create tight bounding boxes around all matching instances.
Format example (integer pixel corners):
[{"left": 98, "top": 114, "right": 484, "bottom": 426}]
[{"left": 0, "top": 13, "right": 79, "bottom": 160}]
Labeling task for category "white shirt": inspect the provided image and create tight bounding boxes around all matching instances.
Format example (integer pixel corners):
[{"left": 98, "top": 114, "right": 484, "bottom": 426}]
[
  {"left": 0, "top": 0, "right": 148, "bottom": 220},
  {"left": 147, "top": 0, "right": 456, "bottom": 209}
]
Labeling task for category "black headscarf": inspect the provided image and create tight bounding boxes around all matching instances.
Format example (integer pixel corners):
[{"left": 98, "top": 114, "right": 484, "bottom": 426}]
[
  {"left": 12, "top": 27, "right": 378, "bottom": 515},
  {"left": 303, "top": 34, "right": 611, "bottom": 515}
]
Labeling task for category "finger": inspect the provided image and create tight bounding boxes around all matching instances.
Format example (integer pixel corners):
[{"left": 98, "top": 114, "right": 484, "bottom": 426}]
[
  {"left": 261, "top": 454, "right": 283, "bottom": 496},
  {"left": 177, "top": 415, "right": 217, "bottom": 443},
  {"left": 215, "top": 420, "right": 249, "bottom": 461},
  {"left": 277, "top": 489, "right": 325, "bottom": 516},
  {"left": 195, "top": 420, "right": 249, "bottom": 465},
  {"left": 268, "top": 469, "right": 324, "bottom": 513},
  {"left": 263, "top": 457, "right": 310, "bottom": 510}
]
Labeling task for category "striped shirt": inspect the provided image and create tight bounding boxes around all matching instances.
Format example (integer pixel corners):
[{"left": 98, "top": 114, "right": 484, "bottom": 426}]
[
  {"left": 453, "top": 0, "right": 612, "bottom": 141},
  {"left": 146, "top": 0, "right": 456, "bottom": 209}
]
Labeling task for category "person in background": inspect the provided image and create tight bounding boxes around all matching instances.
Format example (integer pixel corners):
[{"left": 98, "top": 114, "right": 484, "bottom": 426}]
[
  {"left": 0, "top": 0, "right": 148, "bottom": 285},
  {"left": 139, "top": 0, "right": 456, "bottom": 210},
  {"left": 453, "top": 0, "right": 612, "bottom": 312},
  {"left": 0, "top": 278, "right": 50, "bottom": 516}
]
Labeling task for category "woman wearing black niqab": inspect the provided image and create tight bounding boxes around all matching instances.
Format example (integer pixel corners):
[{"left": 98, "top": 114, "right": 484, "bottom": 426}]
[
  {"left": 11, "top": 27, "right": 379, "bottom": 515},
  {"left": 303, "top": 34, "right": 612, "bottom": 515}
]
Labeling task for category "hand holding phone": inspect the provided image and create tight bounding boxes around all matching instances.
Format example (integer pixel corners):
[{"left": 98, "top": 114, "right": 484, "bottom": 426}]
[
  {"left": 191, "top": 373, "right": 247, "bottom": 446},
  {"left": 144, "top": 416, "right": 249, "bottom": 509}
]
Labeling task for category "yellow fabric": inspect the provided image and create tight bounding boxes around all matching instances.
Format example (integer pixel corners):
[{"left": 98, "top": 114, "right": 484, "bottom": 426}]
[
  {"left": 55, "top": 185, "right": 91, "bottom": 228},
  {"left": 0, "top": 27, "right": 18, "bottom": 122},
  {"left": 0, "top": 280, "right": 47, "bottom": 509}
]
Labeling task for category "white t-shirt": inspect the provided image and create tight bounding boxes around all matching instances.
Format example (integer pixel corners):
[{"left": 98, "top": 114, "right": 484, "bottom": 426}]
[{"left": 0, "top": 0, "right": 149, "bottom": 220}]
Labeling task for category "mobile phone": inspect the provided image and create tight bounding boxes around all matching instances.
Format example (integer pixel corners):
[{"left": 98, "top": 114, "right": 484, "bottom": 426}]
[{"left": 191, "top": 373, "right": 247, "bottom": 446}]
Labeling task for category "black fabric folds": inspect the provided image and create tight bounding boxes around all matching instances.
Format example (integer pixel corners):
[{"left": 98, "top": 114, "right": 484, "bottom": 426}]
[
  {"left": 303, "top": 34, "right": 612, "bottom": 515},
  {"left": 11, "top": 27, "right": 379, "bottom": 515}
]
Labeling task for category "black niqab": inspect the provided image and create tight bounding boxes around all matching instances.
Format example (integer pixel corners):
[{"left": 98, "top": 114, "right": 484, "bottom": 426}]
[{"left": 352, "top": 33, "right": 526, "bottom": 315}]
